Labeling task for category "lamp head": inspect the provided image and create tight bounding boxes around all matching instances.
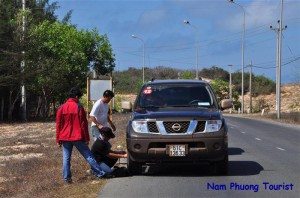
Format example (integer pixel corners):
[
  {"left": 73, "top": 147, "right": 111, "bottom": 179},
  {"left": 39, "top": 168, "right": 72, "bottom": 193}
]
[{"left": 183, "top": 20, "right": 190, "bottom": 25}]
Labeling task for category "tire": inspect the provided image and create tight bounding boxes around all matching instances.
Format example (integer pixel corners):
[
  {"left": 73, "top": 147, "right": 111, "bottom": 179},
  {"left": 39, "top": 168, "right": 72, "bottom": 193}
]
[
  {"left": 215, "top": 155, "right": 228, "bottom": 175},
  {"left": 127, "top": 155, "right": 142, "bottom": 175}
]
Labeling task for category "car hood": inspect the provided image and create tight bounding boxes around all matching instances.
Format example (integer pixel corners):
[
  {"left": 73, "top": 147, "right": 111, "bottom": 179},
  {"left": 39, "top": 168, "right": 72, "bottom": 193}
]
[{"left": 132, "top": 107, "right": 221, "bottom": 120}]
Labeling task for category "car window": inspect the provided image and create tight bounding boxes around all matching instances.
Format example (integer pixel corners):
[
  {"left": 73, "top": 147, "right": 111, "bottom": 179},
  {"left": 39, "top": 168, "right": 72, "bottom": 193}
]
[{"left": 138, "top": 83, "right": 213, "bottom": 108}]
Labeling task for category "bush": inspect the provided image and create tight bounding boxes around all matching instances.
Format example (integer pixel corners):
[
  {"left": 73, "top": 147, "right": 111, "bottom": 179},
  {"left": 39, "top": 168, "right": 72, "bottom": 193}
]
[
  {"left": 253, "top": 98, "right": 270, "bottom": 113},
  {"left": 113, "top": 95, "right": 123, "bottom": 112},
  {"left": 80, "top": 93, "right": 93, "bottom": 113}
]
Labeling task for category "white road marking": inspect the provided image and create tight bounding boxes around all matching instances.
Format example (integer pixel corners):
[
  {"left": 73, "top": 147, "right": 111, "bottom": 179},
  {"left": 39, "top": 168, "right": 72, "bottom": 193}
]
[
  {"left": 241, "top": 131, "right": 246, "bottom": 134},
  {"left": 255, "top": 138, "right": 261, "bottom": 141},
  {"left": 276, "top": 147, "right": 285, "bottom": 151},
  {"left": 230, "top": 127, "right": 235, "bottom": 129}
]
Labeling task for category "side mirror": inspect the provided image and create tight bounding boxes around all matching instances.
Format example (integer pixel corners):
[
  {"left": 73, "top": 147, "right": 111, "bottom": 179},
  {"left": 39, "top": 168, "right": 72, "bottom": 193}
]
[{"left": 220, "top": 99, "right": 233, "bottom": 110}]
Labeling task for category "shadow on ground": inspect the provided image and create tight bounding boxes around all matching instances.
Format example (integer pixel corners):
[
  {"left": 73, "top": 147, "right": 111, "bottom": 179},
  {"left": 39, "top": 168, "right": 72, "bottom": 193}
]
[
  {"left": 138, "top": 160, "right": 264, "bottom": 177},
  {"left": 228, "top": 147, "right": 245, "bottom": 155}
]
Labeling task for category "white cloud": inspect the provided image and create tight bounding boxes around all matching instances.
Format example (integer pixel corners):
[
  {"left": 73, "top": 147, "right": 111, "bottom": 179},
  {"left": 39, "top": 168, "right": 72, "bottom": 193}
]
[{"left": 223, "top": 0, "right": 300, "bottom": 31}]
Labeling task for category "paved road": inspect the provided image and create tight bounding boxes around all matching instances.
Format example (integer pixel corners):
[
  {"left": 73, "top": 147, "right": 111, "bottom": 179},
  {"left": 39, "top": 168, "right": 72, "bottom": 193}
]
[{"left": 99, "top": 116, "right": 300, "bottom": 198}]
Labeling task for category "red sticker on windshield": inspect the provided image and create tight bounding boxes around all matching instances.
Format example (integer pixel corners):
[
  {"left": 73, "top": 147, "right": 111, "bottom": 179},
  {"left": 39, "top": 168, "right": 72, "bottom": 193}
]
[{"left": 143, "top": 87, "right": 152, "bottom": 94}]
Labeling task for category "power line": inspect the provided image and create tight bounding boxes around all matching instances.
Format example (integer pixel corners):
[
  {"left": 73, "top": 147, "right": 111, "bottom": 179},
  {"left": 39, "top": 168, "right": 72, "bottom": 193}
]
[
  {"left": 252, "top": 56, "right": 300, "bottom": 69},
  {"left": 282, "top": 33, "right": 296, "bottom": 59},
  {"left": 114, "top": 17, "right": 300, "bottom": 50}
]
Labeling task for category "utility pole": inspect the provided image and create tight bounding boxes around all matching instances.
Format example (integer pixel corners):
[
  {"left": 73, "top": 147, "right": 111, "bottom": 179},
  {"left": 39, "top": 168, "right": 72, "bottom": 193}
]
[
  {"left": 131, "top": 35, "right": 145, "bottom": 83},
  {"left": 228, "top": 65, "right": 233, "bottom": 100},
  {"left": 270, "top": 0, "right": 287, "bottom": 119},
  {"left": 20, "top": 0, "right": 27, "bottom": 121},
  {"left": 183, "top": 20, "right": 199, "bottom": 80},
  {"left": 277, "top": 0, "right": 283, "bottom": 119},
  {"left": 270, "top": 20, "right": 280, "bottom": 112},
  {"left": 228, "top": 0, "right": 246, "bottom": 114},
  {"left": 228, "top": 64, "right": 233, "bottom": 114},
  {"left": 249, "top": 61, "right": 252, "bottom": 114}
]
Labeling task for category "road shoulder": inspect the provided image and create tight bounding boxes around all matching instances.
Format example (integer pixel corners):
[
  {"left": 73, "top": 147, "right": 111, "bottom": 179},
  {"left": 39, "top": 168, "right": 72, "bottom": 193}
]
[{"left": 224, "top": 113, "right": 300, "bottom": 130}]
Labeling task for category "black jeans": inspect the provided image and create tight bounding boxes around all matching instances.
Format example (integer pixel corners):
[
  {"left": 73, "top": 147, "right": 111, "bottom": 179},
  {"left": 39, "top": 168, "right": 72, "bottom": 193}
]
[{"left": 102, "top": 156, "right": 118, "bottom": 168}]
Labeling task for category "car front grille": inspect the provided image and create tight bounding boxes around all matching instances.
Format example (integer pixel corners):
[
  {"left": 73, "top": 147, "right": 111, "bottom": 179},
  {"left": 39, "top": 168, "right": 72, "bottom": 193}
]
[
  {"left": 195, "top": 121, "right": 206, "bottom": 132},
  {"left": 147, "top": 122, "right": 159, "bottom": 133},
  {"left": 163, "top": 121, "right": 189, "bottom": 133}
]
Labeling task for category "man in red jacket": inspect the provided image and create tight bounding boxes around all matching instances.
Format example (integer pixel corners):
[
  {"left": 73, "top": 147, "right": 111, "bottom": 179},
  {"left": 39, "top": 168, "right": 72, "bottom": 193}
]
[{"left": 56, "top": 87, "right": 105, "bottom": 183}]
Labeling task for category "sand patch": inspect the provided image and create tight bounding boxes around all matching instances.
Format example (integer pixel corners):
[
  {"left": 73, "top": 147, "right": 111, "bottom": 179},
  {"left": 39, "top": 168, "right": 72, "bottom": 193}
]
[
  {"left": 0, "top": 132, "right": 20, "bottom": 139},
  {"left": 0, "top": 144, "right": 40, "bottom": 152},
  {"left": 25, "top": 134, "right": 45, "bottom": 139},
  {"left": 0, "top": 176, "right": 17, "bottom": 183},
  {"left": 0, "top": 153, "right": 44, "bottom": 162},
  {"left": 0, "top": 177, "right": 9, "bottom": 183}
]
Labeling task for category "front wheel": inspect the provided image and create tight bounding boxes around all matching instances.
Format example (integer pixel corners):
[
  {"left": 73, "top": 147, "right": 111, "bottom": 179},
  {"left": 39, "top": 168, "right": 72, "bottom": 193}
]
[{"left": 127, "top": 155, "right": 142, "bottom": 175}]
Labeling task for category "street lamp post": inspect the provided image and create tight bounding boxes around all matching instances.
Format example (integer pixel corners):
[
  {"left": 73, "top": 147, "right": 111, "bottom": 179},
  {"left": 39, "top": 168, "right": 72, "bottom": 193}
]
[
  {"left": 228, "top": 0, "right": 246, "bottom": 114},
  {"left": 228, "top": 65, "right": 233, "bottom": 100},
  {"left": 131, "top": 35, "right": 145, "bottom": 83},
  {"left": 183, "top": 20, "right": 199, "bottom": 80}
]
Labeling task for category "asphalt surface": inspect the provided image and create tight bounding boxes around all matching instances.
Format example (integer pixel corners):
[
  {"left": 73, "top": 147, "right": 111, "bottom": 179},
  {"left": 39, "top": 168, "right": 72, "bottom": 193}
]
[{"left": 99, "top": 116, "right": 300, "bottom": 198}]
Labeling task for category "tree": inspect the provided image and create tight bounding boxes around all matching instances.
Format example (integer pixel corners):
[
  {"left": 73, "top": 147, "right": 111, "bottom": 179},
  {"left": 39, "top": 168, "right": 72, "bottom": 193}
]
[
  {"left": 27, "top": 21, "right": 115, "bottom": 117},
  {"left": 91, "top": 34, "right": 115, "bottom": 75},
  {"left": 210, "top": 78, "right": 240, "bottom": 110},
  {"left": 210, "top": 79, "right": 229, "bottom": 101},
  {"left": 181, "top": 71, "right": 194, "bottom": 79},
  {"left": 253, "top": 75, "right": 275, "bottom": 95},
  {"left": 114, "top": 67, "right": 143, "bottom": 94},
  {"left": 199, "top": 66, "right": 229, "bottom": 81},
  {"left": 0, "top": 0, "right": 58, "bottom": 121},
  {"left": 0, "top": 1, "right": 115, "bottom": 121}
]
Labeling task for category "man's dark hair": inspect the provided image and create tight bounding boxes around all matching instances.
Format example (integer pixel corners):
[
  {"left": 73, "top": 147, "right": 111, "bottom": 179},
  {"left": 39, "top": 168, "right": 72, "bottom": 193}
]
[
  {"left": 69, "top": 87, "right": 83, "bottom": 98},
  {"left": 99, "top": 127, "right": 115, "bottom": 139},
  {"left": 103, "top": 90, "right": 114, "bottom": 98}
]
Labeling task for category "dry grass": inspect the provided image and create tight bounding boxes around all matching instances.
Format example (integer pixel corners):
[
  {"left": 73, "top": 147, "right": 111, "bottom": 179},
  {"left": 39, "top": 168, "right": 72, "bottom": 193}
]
[
  {"left": 263, "top": 112, "right": 300, "bottom": 125},
  {"left": 232, "top": 112, "right": 300, "bottom": 125},
  {"left": 0, "top": 113, "right": 130, "bottom": 198},
  {"left": 243, "top": 84, "right": 300, "bottom": 113}
]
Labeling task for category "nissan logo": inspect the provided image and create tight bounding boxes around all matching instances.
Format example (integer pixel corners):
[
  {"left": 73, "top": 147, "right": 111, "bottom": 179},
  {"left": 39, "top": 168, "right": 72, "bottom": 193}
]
[{"left": 172, "top": 123, "right": 181, "bottom": 131}]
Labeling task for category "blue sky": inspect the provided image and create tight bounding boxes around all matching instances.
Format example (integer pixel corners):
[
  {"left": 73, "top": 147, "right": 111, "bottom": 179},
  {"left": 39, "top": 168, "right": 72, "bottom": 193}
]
[{"left": 52, "top": 0, "right": 300, "bottom": 83}]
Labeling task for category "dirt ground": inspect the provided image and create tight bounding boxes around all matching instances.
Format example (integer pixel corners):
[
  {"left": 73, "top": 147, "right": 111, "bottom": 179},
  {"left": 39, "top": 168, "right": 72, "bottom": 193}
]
[
  {"left": 1, "top": 105, "right": 297, "bottom": 198},
  {"left": 0, "top": 113, "right": 130, "bottom": 198}
]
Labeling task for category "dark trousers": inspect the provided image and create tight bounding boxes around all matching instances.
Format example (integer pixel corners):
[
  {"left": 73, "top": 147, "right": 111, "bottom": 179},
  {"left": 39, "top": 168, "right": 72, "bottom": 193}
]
[{"left": 102, "top": 156, "right": 118, "bottom": 168}]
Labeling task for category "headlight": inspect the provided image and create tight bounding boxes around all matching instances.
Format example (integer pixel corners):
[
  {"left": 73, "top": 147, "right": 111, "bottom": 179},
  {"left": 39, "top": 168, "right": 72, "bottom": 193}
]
[
  {"left": 205, "top": 120, "right": 222, "bottom": 132},
  {"left": 132, "top": 120, "right": 148, "bottom": 133}
]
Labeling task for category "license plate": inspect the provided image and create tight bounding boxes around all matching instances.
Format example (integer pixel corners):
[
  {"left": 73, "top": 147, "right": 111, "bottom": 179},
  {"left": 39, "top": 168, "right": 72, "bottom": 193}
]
[{"left": 168, "top": 145, "right": 186, "bottom": 157}]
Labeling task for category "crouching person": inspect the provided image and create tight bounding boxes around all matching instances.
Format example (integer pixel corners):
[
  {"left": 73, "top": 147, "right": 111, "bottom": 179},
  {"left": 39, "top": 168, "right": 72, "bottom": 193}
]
[
  {"left": 56, "top": 87, "right": 105, "bottom": 183},
  {"left": 91, "top": 127, "right": 127, "bottom": 176}
]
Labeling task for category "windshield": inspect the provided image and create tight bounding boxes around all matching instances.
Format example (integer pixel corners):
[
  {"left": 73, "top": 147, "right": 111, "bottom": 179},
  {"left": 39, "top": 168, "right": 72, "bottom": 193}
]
[{"left": 137, "top": 83, "right": 215, "bottom": 108}]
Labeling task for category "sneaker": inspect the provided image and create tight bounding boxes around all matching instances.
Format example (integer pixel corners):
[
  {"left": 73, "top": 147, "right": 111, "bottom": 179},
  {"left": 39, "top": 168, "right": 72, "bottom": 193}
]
[
  {"left": 86, "top": 169, "right": 92, "bottom": 175},
  {"left": 112, "top": 167, "right": 130, "bottom": 177},
  {"left": 64, "top": 179, "right": 73, "bottom": 184},
  {"left": 89, "top": 171, "right": 106, "bottom": 180},
  {"left": 102, "top": 173, "right": 115, "bottom": 179}
]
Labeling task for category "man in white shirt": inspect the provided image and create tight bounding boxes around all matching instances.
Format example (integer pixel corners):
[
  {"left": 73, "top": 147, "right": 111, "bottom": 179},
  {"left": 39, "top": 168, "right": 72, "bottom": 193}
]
[{"left": 90, "top": 90, "right": 116, "bottom": 141}]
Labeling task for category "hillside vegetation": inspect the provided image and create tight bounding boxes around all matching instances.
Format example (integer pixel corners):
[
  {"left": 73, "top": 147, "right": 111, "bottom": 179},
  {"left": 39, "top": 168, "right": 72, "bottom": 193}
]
[
  {"left": 243, "top": 84, "right": 300, "bottom": 113},
  {"left": 113, "top": 66, "right": 299, "bottom": 114}
]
